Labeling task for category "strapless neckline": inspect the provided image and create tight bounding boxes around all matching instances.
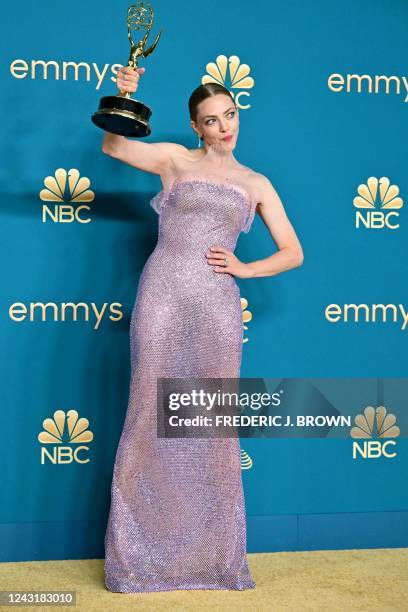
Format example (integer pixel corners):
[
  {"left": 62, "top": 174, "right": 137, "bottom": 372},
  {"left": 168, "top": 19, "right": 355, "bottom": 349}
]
[
  {"left": 157, "top": 178, "right": 253, "bottom": 210},
  {"left": 149, "top": 177, "right": 257, "bottom": 234}
]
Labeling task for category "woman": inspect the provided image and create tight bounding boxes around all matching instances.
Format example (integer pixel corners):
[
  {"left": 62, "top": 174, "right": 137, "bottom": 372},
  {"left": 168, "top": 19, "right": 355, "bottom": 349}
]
[{"left": 102, "top": 65, "right": 304, "bottom": 593}]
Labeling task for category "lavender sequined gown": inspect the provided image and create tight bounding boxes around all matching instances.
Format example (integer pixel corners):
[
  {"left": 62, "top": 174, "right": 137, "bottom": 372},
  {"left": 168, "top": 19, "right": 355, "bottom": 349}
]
[{"left": 104, "top": 171, "right": 257, "bottom": 593}]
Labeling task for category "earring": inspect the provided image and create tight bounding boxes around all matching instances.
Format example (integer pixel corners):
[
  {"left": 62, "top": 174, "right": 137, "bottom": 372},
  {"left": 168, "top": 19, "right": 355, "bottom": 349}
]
[{"left": 198, "top": 133, "right": 202, "bottom": 148}]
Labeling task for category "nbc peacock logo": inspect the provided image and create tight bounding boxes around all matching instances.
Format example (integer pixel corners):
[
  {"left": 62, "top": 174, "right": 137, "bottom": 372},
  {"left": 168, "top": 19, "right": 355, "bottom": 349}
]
[
  {"left": 240, "top": 449, "right": 253, "bottom": 470},
  {"left": 39, "top": 168, "right": 95, "bottom": 224},
  {"left": 38, "top": 409, "right": 94, "bottom": 464},
  {"left": 351, "top": 405, "right": 400, "bottom": 459},
  {"left": 241, "top": 297, "right": 252, "bottom": 343},
  {"left": 201, "top": 55, "right": 254, "bottom": 109},
  {"left": 353, "top": 176, "right": 403, "bottom": 230}
]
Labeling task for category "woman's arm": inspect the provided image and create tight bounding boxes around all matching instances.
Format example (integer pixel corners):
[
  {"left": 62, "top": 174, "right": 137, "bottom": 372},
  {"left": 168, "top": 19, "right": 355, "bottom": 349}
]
[
  {"left": 101, "top": 65, "right": 187, "bottom": 175},
  {"left": 246, "top": 174, "right": 304, "bottom": 278},
  {"left": 102, "top": 135, "right": 187, "bottom": 176}
]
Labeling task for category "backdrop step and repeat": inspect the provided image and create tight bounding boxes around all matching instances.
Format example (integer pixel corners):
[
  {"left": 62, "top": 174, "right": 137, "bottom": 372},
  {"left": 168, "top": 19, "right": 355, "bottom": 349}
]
[{"left": 1, "top": 0, "right": 407, "bottom": 561}]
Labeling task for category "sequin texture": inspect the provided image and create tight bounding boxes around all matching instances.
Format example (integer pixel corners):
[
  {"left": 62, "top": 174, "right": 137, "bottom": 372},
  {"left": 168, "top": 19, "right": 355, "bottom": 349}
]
[{"left": 104, "top": 177, "right": 257, "bottom": 593}]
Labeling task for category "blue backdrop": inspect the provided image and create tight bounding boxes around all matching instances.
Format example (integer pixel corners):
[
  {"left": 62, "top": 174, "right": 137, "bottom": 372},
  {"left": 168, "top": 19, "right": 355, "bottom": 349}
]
[{"left": 0, "top": 0, "right": 407, "bottom": 561}]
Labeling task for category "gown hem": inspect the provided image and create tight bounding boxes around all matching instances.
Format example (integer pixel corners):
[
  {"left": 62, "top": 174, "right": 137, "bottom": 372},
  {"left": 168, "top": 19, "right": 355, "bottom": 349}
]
[{"left": 105, "top": 576, "right": 256, "bottom": 593}]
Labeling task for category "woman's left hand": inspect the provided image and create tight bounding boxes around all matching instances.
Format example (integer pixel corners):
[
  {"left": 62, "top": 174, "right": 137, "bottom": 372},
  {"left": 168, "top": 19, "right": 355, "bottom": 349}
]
[{"left": 205, "top": 246, "right": 254, "bottom": 279}]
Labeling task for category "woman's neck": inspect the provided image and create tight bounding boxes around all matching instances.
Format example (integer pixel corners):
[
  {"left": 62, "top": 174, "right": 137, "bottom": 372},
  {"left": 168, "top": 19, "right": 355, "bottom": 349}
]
[{"left": 198, "top": 142, "right": 239, "bottom": 168}]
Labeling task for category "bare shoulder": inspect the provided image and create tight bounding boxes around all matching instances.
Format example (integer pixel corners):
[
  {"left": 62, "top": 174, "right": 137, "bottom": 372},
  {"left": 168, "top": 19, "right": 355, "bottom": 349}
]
[
  {"left": 248, "top": 171, "right": 280, "bottom": 206},
  {"left": 249, "top": 170, "right": 273, "bottom": 191},
  {"left": 158, "top": 143, "right": 208, "bottom": 169},
  {"left": 235, "top": 166, "right": 272, "bottom": 206}
]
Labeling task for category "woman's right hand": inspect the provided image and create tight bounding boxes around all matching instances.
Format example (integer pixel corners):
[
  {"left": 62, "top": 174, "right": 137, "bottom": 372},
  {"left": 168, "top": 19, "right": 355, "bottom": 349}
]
[{"left": 116, "top": 66, "right": 145, "bottom": 94}]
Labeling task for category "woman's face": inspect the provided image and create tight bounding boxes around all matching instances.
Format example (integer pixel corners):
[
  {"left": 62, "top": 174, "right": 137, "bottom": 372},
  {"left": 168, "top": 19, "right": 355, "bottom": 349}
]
[{"left": 191, "top": 94, "right": 239, "bottom": 150}]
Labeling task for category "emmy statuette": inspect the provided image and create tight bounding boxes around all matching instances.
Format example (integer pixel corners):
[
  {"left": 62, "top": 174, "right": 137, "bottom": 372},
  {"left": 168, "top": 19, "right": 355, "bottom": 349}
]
[{"left": 91, "top": 1, "right": 162, "bottom": 137}]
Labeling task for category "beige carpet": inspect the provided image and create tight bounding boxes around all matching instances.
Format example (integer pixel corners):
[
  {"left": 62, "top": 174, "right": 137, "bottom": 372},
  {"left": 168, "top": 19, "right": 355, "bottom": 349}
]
[{"left": 1, "top": 549, "right": 407, "bottom": 611}]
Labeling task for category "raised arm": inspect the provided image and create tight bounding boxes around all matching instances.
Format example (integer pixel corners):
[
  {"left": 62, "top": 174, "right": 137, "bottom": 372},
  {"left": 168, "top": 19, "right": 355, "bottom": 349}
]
[
  {"left": 102, "top": 134, "right": 187, "bottom": 175},
  {"left": 101, "top": 66, "right": 187, "bottom": 175}
]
